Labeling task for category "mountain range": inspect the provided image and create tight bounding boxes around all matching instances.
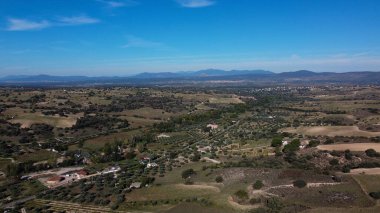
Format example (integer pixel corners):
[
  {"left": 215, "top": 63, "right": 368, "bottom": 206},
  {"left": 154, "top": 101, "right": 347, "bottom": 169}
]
[{"left": 0, "top": 70, "right": 379, "bottom": 86}]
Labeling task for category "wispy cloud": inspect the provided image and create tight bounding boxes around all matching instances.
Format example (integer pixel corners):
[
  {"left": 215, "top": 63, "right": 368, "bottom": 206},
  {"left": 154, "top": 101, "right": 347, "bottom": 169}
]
[
  {"left": 122, "top": 35, "right": 163, "bottom": 48},
  {"left": 58, "top": 15, "right": 100, "bottom": 25},
  {"left": 97, "top": 0, "right": 138, "bottom": 8},
  {"left": 6, "top": 18, "right": 50, "bottom": 31},
  {"left": 176, "top": 0, "right": 215, "bottom": 8},
  {"left": 5, "top": 15, "right": 99, "bottom": 31}
]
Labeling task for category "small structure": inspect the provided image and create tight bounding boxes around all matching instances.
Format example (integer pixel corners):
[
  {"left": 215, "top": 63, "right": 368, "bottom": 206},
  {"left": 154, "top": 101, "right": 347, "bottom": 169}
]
[
  {"left": 282, "top": 140, "right": 289, "bottom": 146},
  {"left": 130, "top": 182, "right": 142, "bottom": 189},
  {"left": 75, "top": 169, "right": 88, "bottom": 179},
  {"left": 147, "top": 162, "right": 158, "bottom": 168},
  {"left": 207, "top": 124, "right": 218, "bottom": 130},
  {"left": 299, "top": 140, "right": 310, "bottom": 149},
  {"left": 157, "top": 133, "right": 170, "bottom": 138},
  {"left": 46, "top": 176, "right": 64, "bottom": 184}
]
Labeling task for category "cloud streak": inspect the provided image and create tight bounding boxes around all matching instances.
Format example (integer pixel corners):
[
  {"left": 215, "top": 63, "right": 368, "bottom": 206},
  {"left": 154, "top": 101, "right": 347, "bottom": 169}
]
[
  {"left": 58, "top": 16, "right": 100, "bottom": 25},
  {"left": 176, "top": 0, "right": 215, "bottom": 8},
  {"left": 122, "top": 35, "right": 163, "bottom": 48},
  {"left": 6, "top": 15, "right": 99, "bottom": 31},
  {"left": 6, "top": 18, "right": 50, "bottom": 31},
  {"left": 97, "top": 0, "right": 138, "bottom": 8}
]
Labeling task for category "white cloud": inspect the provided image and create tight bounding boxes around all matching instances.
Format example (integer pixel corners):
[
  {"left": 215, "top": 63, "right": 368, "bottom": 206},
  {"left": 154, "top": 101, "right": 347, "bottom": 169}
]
[
  {"left": 97, "top": 0, "right": 138, "bottom": 8},
  {"left": 58, "top": 15, "right": 100, "bottom": 25},
  {"left": 122, "top": 35, "right": 163, "bottom": 48},
  {"left": 176, "top": 0, "right": 215, "bottom": 8},
  {"left": 6, "top": 18, "right": 50, "bottom": 31},
  {"left": 5, "top": 15, "right": 100, "bottom": 31}
]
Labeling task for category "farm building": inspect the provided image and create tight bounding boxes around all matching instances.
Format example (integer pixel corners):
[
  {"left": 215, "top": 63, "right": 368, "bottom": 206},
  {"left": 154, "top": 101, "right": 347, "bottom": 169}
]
[
  {"left": 130, "top": 182, "right": 142, "bottom": 189},
  {"left": 75, "top": 169, "right": 88, "bottom": 178},
  {"left": 207, "top": 124, "right": 218, "bottom": 130},
  {"left": 46, "top": 176, "right": 64, "bottom": 184}
]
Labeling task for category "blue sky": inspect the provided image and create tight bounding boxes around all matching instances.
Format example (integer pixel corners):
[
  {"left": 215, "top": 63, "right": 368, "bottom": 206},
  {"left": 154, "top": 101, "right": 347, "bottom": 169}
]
[{"left": 0, "top": 0, "right": 380, "bottom": 76}]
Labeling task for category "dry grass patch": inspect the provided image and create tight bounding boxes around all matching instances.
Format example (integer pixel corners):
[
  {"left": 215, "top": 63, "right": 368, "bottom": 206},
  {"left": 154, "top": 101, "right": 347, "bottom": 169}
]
[
  {"left": 282, "top": 126, "right": 380, "bottom": 137},
  {"left": 317, "top": 143, "right": 380, "bottom": 152}
]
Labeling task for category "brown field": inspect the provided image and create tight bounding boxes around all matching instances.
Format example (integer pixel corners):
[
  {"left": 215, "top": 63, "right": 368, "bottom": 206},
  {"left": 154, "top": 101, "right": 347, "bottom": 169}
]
[
  {"left": 208, "top": 97, "right": 244, "bottom": 104},
  {"left": 282, "top": 126, "right": 380, "bottom": 137},
  {"left": 78, "top": 130, "right": 142, "bottom": 150},
  {"left": 350, "top": 168, "right": 380, "bottom": 175},
  {"left": 317, "top": 143, "right": 380, "bottom": 152},
  {"left": 4, "top": 107, "right": 82, "bottom": 128}
]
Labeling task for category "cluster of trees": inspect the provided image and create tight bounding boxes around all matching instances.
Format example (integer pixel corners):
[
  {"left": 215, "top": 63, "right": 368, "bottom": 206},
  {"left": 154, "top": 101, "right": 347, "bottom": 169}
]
[
  {"left": 365, "top": 149, "right": 380, "bottom": 157},
  {"left": 0, "top": 119, "right": 21, "bottom": 136},
  {"left": 0, "top": 140, "right": 19, "bottom": 157},
  {"left": 72, "top": 115, "right": 129, "bottom": 130},
  {"left": 99, "top": 140, "right": 125, "bottom": 162},
  {"left": 154, "top": 103, "right": 247, "bottom": 132}
]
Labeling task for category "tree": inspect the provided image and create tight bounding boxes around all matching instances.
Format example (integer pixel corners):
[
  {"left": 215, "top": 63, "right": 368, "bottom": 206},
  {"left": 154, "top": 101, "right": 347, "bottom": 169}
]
[
  {"left": 369, "top": 192, "right": 380, "bottom": 199},
  {"left": 271, "top": 137, "right": 283, "bottom": 147},
  {"left": 253, "top": 180, "right": 264, "bottom": 190},
  {"left": 234, "top": 190, "right": 248, "bottom": 200},
  {"left": 181, "top": 169, "right": 195, "bottom": 179},
  {"left": 308, "top": 140, "right": 320, "bottom": 147},
  {"left": 283, "top": 139, "right": 300, "bottom": 153},
  {"left": 293, "top": 179, "right": 307, "bottom": 188},
  {"left": 215, "top": 176, "right": 223, "bottom": 183},
  {"left": 365, "top": 149, "right": 380, "bottom": 157},
  {"left": 329, "top": 159, "right": 339, "bottom": 166}
]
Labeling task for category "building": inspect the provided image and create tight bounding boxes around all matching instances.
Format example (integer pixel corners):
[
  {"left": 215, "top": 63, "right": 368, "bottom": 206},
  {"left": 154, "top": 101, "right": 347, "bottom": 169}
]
[
  {"left": 207, "top": 124, "right": 218, "bottom": 130},
  {"left": 46, "top": 176, "right": 64, "bottom": 184},
  {"left": 130, "top": 182, "right": 142, "bottom": 189},
  {"left": 75, "top": 169, "right": 89, "bottom": 179},
  {"left": 147, "top": 162, "right": 158, "bottom": 168}
]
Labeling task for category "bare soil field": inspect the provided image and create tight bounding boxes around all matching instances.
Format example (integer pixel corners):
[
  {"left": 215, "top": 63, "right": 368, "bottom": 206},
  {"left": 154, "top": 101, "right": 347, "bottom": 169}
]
[
  {"left": 350, "top": 168, "right": 380, "bottom": 175},
  {"left": 208, "top": 97, "right": 244, "bottom": 104},
  {"left": 317, "top": 143, "right": 380, "bottom": 152},
  {"left": 282, "top": 126, "right": 380, "bottom": 137},
  {"left": 4, "top": 107, "right": 82, "bottom": 128}
]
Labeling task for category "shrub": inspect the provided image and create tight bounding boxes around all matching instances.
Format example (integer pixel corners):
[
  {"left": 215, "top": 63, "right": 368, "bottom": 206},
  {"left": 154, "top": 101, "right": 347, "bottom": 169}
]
[
  {"left": 249, "top": 198, "right": 261, "bottom": 205},
  {"left": 234, "top": 190, "right": 249, "bottom": 200},
  {"left": 329, "top": 159, "right": 339, "bottom": 166},
  {"left": 181, "top": 169, "right": 195, "bottom": 179},
  {"left": 293, "top": 180, "right": 307, "bottom": 188},
  {"left": 283, "top": 139, "right": 300, "bottom": 153},
  {"left": 308, "top": 140, "right": 320, "bottom": 147},
  {"left": 369, "top": 192, "right": 380, "bottom": 199},
  {"left": 342, "top": 165, "right": 351, "bottom": 173},
  {"left": 365, "top": 149, "right": 380, "bottom": 157},
  {"left": 253, "top": 180, "right": 264, "bottom": 190},
  {"left": 271, "top": 137, "right": 283, "bottom": 147},
  {"left": 215, "top": 176, "right": 223, "bottom": 183}
]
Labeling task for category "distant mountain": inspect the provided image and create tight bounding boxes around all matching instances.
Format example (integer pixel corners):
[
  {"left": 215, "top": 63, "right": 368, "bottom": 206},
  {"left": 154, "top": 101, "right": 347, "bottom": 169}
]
[
  {"left": 277, "top": 70, "right": 321, "bottom": 78},
  {"left": 133, "top": 69, "right": 273, "bottom": 78},
  {"left": 0, "top": 70, "right": 379, "bottom": 86}
]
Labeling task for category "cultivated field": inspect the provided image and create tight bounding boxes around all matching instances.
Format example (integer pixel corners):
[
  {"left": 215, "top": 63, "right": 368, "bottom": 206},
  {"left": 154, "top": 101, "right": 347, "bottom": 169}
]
[
  {"left": 282, "top": 126, "right": 380, "bottom": 137},
  {"left": 317, "top": 143, "right": 380, "bottom": 152}
]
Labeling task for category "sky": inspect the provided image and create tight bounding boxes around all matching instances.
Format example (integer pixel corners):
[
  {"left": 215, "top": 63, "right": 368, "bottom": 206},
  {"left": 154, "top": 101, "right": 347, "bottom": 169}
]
[{"left": 0, "top": 0, "right": 380, "bottom": 76}]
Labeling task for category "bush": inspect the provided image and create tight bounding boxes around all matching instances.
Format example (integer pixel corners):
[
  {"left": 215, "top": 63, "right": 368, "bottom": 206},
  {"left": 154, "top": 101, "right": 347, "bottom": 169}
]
[
  {"left": 283, "top": 139, "right": 300, "bottom": 153},
  {"left": 181, "top": 169, "right": 195, "bottom": 179},
  {"left": 342, "top": 165, "right": 351, "bottom": 173},
  {"left": 253, "top": 180, "right": 264, "bottom": 190},
  {"left": 249, "top": 198, "right": 261, "bottom": 205},
  {"left": 369, "top": 192, "right": 380, "bottom": 199},
  {"left": 271, "top": 137, "right": 283, "bottom": 147},
  {"left": 293, "top": 180, "right": 307, "bottom": 188},
  {"left": 365, "top": 149, "right": 380, "bottom": 157},
  {"left": 329, "top": 159, "right": 339, "bottom": 166},
  {"left": 308, "top": 140, "right": 320, "bottom": 147},
  {"left": 234, "top": 190, "right": 249, "bottom": 200},
  {"left": 215, "top": 176, "right": 223, "bottom": 183}
]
